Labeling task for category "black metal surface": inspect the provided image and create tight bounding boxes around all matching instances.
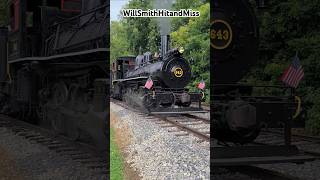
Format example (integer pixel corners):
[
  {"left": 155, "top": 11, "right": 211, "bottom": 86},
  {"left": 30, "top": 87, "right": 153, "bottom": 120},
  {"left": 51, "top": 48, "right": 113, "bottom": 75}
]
[
  {"left": 7, "top": 0, "right": 109, "bottom": 61},
  {"left": 0, "top": 0, "right": 110, "bottom": 154},
  {"left": 211, "top": 0, "right": 259, "bottom": 84},
  {"left": 160, "top": 35, "right": 170, "bottom": 57},
  {"left": 213, "top": 145, "right": 315, "bottom": 166},
  {"left": 0, "top": 27, "right": 8, "bottom": 82},
  {"left": 224, "top": 166, "right": 301, "bottom": 180},
  {"left": 124, "top": 49, "right": 191, "bottom": 89},
  {"left": 210, "top": 1, "right": 312, "bottom": 168},
  {"left": 111, "top": 37, "right": 204, "bottom": 114}
]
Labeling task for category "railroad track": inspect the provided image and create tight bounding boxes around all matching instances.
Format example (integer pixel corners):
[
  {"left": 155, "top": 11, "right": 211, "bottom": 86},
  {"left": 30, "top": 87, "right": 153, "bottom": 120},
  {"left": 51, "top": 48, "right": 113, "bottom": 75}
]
[
  {"left": 214, "top": 166, "right": 302, "bottom": 180},
  {"left": 0, "top": 114, "right": 108, "bottom": 177},
  {"left": 111, "top": 99, "right": 210, "bottom": 142},
  {"left": 257, "top": 129, "right": 320, "bottom": 158},
  {"left": 154, "top": 115, "right": 210, "bottom": 142}
]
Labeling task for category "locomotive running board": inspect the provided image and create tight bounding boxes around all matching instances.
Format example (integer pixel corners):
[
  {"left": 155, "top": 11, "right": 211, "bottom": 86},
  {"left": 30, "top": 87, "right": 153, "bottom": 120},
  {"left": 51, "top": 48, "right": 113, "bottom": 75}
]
[
  {"left": 148, "top": 106, "right": 208, "bottom": 114},
  {"left": 151, "top": 110, "right": 208, "bottom": 114},
  {"left": 212, "top": 145, "right": 315, "bottom": 166}
]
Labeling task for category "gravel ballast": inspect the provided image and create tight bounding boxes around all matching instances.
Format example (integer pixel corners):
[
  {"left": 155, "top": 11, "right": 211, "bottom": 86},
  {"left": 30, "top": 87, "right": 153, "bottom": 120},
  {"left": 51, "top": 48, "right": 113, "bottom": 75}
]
[
  {"left": 257, "top": 142, "right": 320, "bottom": 180},
  {"left": 111, "top": 102, "right": 210, "bottom": 179},
  {"left": 0, "top": 127, "right": 105, "bottom": 180}
]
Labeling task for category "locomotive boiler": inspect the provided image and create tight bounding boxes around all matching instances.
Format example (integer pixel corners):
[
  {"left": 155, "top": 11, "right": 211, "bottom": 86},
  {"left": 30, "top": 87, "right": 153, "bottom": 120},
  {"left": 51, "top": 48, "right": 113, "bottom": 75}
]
[
  {"left": 212, "top": 0, "right": 260, "bottom": 144},
  {"left": 112, "top": 35, "right": 205, "bottom": 114},
  {"left": 0, "top": 0, "right": 109, "bottom": 150}
]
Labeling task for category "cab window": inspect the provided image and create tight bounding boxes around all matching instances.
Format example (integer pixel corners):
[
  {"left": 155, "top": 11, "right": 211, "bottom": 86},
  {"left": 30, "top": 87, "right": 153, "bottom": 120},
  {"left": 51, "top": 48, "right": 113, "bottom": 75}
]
[{"left": 61, "top": 0, "right": 81, "bottom": 12}]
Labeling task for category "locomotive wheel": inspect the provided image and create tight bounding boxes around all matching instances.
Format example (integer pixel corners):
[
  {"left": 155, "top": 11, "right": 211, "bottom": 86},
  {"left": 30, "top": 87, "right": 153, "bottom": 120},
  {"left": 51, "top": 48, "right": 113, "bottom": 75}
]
[
  {"left": 160, "top": 103, "right": 172, "bottom": 108},
  {"left": 51, "top": 111, "right": 64, "bottom": 134},
  {"left": 181, "top": 101, "right": 192, "bottom": 107},
  {"left": 66, "top": 122, "right": 80, "bottom": 141},
  {"left": 52, "top": 82, "right": 68, "bottom": 108},
  {"left": 143, "top": 95, "right": 157, "bottom": 110},
  {"left": 69, "top": 84, "right": 89, "bottom": 113},
  {"left": 36, "top": 104, "right": 48, "bottom": 127}
]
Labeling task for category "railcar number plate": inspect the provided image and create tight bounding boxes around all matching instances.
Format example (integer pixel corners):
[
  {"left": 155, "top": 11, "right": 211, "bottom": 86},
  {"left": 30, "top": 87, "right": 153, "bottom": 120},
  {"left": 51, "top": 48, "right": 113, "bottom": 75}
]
[{"left": 211, "top": 19, "right": 233, "bottom": 50}]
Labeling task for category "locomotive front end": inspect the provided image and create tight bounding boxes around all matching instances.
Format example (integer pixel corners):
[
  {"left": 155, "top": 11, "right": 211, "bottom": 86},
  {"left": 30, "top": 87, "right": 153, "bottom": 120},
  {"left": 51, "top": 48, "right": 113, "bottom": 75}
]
[
  {"left": 139, "top": 48, "right": 204, "bottom": 113},
  {"left": 160, "top": 49, "right": 192, "bottom": 89},
  {"left": 212, "top": 0, "right": 260, "bottom": 144}
]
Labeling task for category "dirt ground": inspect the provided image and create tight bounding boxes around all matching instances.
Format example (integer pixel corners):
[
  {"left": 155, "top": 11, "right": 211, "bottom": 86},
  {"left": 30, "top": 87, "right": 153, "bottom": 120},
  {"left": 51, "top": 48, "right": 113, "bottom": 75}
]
[
  {"left": 110, "top": 111, "right": 141, "bottom": 180},
  {"left": 0, "top": 147, "right": 26, "bottom": 180}
]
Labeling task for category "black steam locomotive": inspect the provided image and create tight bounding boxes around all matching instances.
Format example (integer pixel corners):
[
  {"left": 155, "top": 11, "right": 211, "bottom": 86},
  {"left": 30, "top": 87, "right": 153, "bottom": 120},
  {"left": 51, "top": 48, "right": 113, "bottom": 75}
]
[
  {"left": 111, "top": 35, "right": 205, "bottom": 114},
  {"left": 0, "top": 0, "right": 108, "bottom": 150},
  {"left": 212, "top": 0, "right": 313, "bottom": 165}
]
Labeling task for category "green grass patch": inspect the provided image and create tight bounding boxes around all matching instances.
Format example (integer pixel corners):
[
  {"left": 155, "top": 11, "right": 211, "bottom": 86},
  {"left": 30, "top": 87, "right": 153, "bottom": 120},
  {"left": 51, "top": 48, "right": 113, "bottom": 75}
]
[{"left": 110, "top": 128, "right": 124, "bottom": 180}]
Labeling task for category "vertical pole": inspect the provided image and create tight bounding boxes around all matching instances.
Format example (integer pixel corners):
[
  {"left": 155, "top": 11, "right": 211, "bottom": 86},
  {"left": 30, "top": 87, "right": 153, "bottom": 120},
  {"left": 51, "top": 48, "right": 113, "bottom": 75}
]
[
  {"left": 19, "top": 0, "right": 26, "bottom": 57},
  {"left": 285, "top": 87, "right": 294, "bottom": 146}
]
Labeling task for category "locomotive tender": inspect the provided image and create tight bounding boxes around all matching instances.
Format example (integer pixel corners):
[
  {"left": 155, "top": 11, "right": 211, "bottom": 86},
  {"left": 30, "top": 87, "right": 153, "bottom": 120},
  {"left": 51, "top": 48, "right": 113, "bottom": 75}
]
[
  {"left": 212, "top": 0, "right": 314, "bottom": 165},
  {"left": 0, "top": 0, "right": 109, "bottom": 149},
  {"left": 111, "top": 35, "right": 205, "bottom": 114}
]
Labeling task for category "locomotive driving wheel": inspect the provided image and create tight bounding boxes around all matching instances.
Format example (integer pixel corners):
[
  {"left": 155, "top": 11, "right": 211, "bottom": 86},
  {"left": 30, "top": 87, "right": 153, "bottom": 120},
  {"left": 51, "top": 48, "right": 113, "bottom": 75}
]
[
  {"left": 69, "top": 83, "right": 89, "bottom": 113},
  {"left": 51, "top": 111, "right": 64, "bottom": 134},
  {"left": 50, "top": 82, "right": 68, "bottom": 134},
  {"left": 51, "top": 82, "right": 69, "bottom": 108}
]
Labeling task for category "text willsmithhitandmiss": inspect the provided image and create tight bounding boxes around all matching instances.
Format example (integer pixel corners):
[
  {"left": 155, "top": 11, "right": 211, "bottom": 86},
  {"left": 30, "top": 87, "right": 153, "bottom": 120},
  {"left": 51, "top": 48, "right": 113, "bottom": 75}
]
[{"left": 122, "top": 9, "right": 200, "bottom": 17}]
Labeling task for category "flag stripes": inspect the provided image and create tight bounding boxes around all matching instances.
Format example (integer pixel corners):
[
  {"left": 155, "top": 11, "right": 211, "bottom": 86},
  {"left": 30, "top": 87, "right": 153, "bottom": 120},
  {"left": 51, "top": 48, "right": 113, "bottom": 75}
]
[{"left": 280, "top": 55, "right": 304, "bottom": 88}]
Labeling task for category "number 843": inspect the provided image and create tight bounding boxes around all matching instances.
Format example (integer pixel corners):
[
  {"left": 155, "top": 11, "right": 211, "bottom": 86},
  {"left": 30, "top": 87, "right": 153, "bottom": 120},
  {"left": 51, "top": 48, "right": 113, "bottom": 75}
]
[{"left": 211, "top": 29, "right": 230, "bottom": 40}]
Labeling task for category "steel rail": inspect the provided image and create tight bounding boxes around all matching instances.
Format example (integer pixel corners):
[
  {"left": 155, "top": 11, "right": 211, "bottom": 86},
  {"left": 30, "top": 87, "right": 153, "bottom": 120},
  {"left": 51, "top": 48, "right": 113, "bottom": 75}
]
[{"left": 158, "top": 116, "right": 210, "bottom": 142}]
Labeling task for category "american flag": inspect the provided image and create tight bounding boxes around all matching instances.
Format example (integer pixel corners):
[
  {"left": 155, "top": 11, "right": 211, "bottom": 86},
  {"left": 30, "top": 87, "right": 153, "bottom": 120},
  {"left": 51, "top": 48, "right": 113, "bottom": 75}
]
[
  {"left": 144, "top": 77, "right": 153, "bottom": 89},
  {"left": 280, "top": 54, "right": 304, "bottom": 88},
  {"left": 197, "top": 80, "right": 205, "bottom": 90}
]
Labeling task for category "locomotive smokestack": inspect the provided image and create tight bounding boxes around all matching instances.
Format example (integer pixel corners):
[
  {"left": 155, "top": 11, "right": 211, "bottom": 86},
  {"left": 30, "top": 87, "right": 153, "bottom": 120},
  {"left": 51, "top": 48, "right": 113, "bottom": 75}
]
[{"left": 161, "top": 34, "right": 170, "bottom": 57}]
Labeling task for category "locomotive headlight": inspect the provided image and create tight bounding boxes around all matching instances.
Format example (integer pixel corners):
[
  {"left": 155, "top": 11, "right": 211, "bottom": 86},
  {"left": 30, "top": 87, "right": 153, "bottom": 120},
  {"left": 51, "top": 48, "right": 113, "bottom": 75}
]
[{"left": 178, "top": 47, "right": 185, "bottom": 54}]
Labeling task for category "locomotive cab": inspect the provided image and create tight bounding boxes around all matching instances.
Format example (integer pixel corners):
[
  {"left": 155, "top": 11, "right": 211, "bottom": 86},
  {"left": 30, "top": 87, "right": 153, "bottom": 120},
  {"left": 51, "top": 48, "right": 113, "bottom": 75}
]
[
  {"left": 6, "top": 0, "right": 82, "bottom": 60},
  {"left": 112, "top": 56, "right": 135, "bottom": 80},
  {"left": 1, "top": 0, "right": 109, "bottom": 150}
]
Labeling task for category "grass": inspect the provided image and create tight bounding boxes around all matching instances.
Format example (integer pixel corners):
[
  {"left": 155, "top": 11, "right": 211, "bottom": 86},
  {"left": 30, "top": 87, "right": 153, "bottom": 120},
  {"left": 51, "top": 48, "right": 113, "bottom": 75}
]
[{"left": 110, "top": 128, "right": 124, "bottom": 180}]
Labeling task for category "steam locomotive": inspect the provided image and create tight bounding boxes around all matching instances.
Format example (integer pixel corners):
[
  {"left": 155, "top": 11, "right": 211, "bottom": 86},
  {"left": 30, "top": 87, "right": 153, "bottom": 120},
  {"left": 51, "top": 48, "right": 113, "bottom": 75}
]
[
  {"left": 0, "top": 0, "right": 108, "bottom": 150},
  {"left": 111, "top": 35, "right": 205, "bottom": 114},
  {"left": 212, "top": 0, "right": 313, "bottom": 165},
  {"left": 212, "top": 0, "right": 260, "bottom": 144}
]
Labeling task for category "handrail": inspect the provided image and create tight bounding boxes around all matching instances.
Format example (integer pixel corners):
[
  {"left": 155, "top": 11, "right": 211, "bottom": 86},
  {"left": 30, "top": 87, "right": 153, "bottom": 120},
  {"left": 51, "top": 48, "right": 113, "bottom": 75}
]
[
  {"left": 49, "top": 3, "right": 108, "bottom": 28},
  {"left": 213, "top": 83, "right": 291, "bottom": 89}
]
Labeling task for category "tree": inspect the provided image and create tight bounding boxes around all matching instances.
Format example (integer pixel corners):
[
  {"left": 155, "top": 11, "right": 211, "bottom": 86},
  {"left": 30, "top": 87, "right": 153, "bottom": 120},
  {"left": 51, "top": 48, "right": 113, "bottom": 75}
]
[
  {"left": 121, "top": 0, "right": 159, "bottom": 54},
  {"left": 246, "top": 0, "right": 320, "bottom": 134},
  {"left": 110, "top": 21, "right": 132, "bottom": 62},
  {"left": 171, "top": 2, "right": 210, "bottom": 101},
  {"left": 0, "top": 0, "right": 7, "bottom": 26}
]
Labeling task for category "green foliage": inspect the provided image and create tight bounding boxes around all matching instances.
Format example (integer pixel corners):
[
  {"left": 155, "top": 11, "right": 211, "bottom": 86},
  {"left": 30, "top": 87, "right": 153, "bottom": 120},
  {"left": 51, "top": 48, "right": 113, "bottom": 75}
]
[
  {"left": 122, "top": 0, "right": 159, "bottom": 54},
  {"left": 0, "top": 0, "right": 7, "bottom": 26},
  {"left": 110, "top": 0, "right": 160, "bottom": 63},
  {"left": 110, "top": 21, "right": 132, "bottom": 63},
  {"left": 171, "top": 0, "right": 207, "bottom": 31},
  {"left": 171, "top": 2, "right": 210, "bottom": 102},
  {"left": 110, "top": 128, "right": 124, "bottom": 180},
  {"left": 246, "top": 0, "right": 320, "bottom": 134}
]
